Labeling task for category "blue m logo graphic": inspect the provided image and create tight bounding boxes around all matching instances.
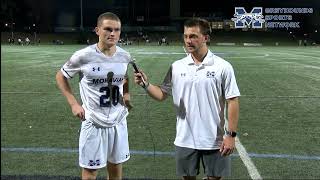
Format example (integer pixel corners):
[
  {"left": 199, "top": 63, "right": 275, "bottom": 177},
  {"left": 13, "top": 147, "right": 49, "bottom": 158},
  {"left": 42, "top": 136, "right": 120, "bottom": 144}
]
[{"left": 232, "top": 7, "right": 265, "bottom": 28}]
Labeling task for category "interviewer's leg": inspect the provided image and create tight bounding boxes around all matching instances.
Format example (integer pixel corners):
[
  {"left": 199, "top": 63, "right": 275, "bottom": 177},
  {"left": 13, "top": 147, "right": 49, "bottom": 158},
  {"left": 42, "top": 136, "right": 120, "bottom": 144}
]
[{"left": 176, "top": 146, "right": 200, "bottom": 179}]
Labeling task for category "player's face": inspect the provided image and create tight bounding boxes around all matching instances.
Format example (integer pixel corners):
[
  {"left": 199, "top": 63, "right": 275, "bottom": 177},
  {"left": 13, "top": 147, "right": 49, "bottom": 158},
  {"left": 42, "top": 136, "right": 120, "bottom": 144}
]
[
  {"left": 96, "top": 19, "right": 121, "bottom": 47},
  {"left": 183, "top": 26, "right": 207, "bottom": 53}
]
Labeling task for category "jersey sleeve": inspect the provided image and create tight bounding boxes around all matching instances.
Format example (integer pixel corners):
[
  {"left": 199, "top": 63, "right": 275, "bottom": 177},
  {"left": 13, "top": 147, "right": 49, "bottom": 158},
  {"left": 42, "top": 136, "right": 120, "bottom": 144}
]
[
  {"left": 60, "top": 52, "right": 82, "bottom": 79},
  {"left": 117, "top": 47, "right": 133, "bottom": 63},
  {"left": 222, "top": 63, "right": 241, "bottom": 99},
  {"left": 160, "top": 66, "right": 172, "bottom": 95}
]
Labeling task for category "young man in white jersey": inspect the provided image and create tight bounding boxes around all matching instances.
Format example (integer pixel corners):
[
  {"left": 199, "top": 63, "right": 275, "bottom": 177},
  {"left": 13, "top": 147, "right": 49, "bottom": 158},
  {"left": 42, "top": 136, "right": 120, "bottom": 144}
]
[
  {"left": 56, "top": 12, "right": 132, "bottom": 179},
  {"left": 134, "top": 18, "right": 240, "bottom": 180}
]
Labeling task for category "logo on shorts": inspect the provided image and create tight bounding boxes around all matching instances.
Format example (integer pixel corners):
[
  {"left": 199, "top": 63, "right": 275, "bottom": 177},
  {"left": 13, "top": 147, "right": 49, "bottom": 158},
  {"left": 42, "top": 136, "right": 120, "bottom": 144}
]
[{"left": 88, "top": 159, "right": 101, "bottom": 166}]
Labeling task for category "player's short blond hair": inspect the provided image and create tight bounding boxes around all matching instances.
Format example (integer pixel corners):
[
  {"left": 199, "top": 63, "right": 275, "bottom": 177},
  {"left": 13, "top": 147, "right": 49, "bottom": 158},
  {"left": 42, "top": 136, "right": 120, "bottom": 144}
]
[{"left": 97, "top": 12, "right": 121, "bottom": 26}]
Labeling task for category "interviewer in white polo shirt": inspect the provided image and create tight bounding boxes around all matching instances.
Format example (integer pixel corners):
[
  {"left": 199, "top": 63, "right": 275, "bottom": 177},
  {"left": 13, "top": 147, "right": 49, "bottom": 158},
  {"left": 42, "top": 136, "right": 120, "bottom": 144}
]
[{"left": 134, "top": 18, "right": 240, "bottom": 180}]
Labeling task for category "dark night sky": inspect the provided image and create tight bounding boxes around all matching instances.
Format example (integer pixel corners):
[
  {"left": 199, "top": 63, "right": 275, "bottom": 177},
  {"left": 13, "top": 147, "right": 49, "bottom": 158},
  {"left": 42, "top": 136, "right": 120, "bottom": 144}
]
[{"left": 1, "top": 0, "right": 319, "bottom": 32}]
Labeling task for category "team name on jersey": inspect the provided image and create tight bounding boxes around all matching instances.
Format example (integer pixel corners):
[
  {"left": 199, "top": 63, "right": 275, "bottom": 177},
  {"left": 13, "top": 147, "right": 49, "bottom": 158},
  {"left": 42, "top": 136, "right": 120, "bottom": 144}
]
[{"left": 91, "top": 77, "right": 124, "bottom": 84}]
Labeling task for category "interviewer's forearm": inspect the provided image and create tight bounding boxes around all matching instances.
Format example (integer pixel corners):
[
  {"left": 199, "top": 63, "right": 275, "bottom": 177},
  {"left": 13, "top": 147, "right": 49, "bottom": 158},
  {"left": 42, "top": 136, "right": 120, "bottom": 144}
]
[
  {"left": 227, "top": 97, "right": 239, "bottom": 132},
  {"left": 145, "top": 83, "right": 167, "bottom": 101}
]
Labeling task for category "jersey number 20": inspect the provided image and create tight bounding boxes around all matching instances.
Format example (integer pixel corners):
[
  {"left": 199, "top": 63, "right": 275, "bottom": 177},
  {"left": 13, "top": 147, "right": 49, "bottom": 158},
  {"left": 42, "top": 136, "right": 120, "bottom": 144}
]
[{"left": 99, "top": 86, "right": 120, "bottom": 107}]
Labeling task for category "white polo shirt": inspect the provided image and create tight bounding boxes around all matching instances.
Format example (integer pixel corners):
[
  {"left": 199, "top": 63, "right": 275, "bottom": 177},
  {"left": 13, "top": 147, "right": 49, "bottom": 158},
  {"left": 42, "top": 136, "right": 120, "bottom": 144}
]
[
  {"left": 61, "top": 44, "right": 131, "bottom": 127},
  {"left": 161, "top": 50, "right": 240, "bottom": 149}
]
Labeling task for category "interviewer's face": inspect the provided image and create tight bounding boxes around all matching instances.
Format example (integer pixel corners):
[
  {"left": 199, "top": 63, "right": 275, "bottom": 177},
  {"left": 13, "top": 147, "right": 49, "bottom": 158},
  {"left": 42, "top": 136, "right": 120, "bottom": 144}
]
[
  {"left": 95, "top": 19, "right": 121, "bottom": 47},
  {"left": 183, "top": 26, "right": 208, "bottom": 53}
]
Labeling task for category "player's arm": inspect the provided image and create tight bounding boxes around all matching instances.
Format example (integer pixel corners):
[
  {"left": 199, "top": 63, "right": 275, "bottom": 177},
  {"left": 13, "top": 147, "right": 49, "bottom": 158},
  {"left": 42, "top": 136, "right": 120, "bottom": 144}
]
[
  {"left": 134, "top": 71, "right": 168, "bottom": 101},
  {"left": 56, "top": 71, "right": 85, "bottom": 120},
  {"left": 123, "top": 74, "right": 133, "bottom": 110}
]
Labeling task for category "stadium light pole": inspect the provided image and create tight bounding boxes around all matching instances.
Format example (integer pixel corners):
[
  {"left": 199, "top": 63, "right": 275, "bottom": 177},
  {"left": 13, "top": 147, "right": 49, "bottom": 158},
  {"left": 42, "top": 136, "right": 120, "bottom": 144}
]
[
  {"left": 11, "top": 22, "right": 14, "bottom": 40},
  {"left": 9, "top": 8, "right": 14, "bottom": 41},
  {"left": 80, "top": 0, "right": 84, "bottom": 31},
  {"left": 33, "top": 24, "right": 37, "bottom": 45}
]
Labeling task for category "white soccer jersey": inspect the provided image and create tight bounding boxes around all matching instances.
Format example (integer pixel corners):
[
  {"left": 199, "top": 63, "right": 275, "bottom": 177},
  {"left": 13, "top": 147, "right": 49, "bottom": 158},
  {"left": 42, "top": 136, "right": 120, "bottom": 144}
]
[
  {"left": 161, "top": 50, "right": 240, "bottom": 150},
  {"left": 61, "top": 44, "right": 131, "bottom": 127}
]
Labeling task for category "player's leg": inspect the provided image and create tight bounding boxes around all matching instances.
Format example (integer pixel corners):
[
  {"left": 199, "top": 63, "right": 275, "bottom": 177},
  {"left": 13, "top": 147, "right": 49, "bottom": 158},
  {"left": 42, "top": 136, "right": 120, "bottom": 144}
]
[
  {"left": 82, "top": 168, "right": 98, "bottom": 180},
  {"left": 201, "top": 149, "right": 231, "bottom": 180},
  {"left": 79, "top": 120, "right": 108, "bottom": 179},
  {"left": 107, "top": 162, "right": 122, "bottom": 179},
  {"left": 107, "top": 119, "right": 130, "bottom": 179},
  {"left": 175, "top": 146, "right": 201, "bottom": 180}
]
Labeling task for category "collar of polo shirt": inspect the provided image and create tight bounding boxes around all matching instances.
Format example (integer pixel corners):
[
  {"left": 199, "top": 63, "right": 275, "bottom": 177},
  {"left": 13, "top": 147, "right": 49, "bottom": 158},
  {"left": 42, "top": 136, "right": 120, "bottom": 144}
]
[{"left": 187, "top": 50, "right": 215, "bottom": 66}]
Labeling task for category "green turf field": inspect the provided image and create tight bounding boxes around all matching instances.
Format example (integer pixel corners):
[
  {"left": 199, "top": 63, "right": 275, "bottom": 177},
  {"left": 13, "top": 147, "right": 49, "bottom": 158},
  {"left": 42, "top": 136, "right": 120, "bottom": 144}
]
[{"left": 1, "top": 44, "right": 320, "bottom": 179}]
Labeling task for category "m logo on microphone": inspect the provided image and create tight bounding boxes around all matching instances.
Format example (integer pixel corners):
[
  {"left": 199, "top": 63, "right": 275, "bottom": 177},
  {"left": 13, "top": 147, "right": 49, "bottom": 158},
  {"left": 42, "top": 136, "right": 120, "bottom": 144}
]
[{"left": 232, "top": 7, "right": 265, "bottom": 28}]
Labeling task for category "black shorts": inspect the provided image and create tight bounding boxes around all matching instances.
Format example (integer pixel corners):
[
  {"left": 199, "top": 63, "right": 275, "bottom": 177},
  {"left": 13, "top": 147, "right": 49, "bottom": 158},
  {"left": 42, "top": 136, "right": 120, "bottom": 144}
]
[{"left": 175, "top": 146, "right": 231, "bottom": 177}]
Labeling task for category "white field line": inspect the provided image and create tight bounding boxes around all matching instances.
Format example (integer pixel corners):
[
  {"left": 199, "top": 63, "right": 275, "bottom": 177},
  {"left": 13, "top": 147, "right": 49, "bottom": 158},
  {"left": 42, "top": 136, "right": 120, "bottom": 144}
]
[
  {"left": 281, "top": 62, "right": 320, "bottom": 70},
  {"left": 134, "top": 52, "right": 186, "bottom": 55},
  {"left": 264, "top": 57, "right": 320, "bottom": 82},
  {"left": 224, "top": 110, "right": 262, "bottom": 180},
  {"left": 2, "top": 147, "right": 320, "bottom": 160},
  {"left": 270, "top": 51, "right": 320, "bottom": 60},
  {"left": 265, "top": 56, "right": 320, "bottom": 70},
  {"left": 2, "top": 92, "right": 320, "bottom": 99},
  {"left": 236, "top": 137, "right": 263, "bottom": 180}
]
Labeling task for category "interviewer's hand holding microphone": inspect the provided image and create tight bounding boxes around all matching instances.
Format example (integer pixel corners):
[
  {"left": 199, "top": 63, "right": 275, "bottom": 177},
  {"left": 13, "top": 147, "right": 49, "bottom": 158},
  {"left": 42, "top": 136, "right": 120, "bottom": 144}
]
[
  {"left": 134, "top": 71, "right": 149, "bottom": 89},
  {"left": 131, "top": 59, "right": 166, "bottom": 102},
  {"left": 131, "top": 60, "right": 149, "bottom": 90}
]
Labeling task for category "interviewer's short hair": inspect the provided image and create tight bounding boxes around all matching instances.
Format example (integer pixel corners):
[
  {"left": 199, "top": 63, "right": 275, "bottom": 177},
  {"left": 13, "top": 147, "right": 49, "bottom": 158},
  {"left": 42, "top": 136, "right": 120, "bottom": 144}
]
[
  {"left": 97, "top": 12, "right": 121, "bottom": 26},
  {"left": 184, "top": 18, "right": 211, "bottom": 35}
]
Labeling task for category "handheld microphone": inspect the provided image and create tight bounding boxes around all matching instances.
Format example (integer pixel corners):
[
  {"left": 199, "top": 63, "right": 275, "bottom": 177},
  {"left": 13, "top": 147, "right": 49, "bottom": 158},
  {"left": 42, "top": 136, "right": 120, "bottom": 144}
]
[
  {"left": 130, "top": 58, "right": 147, "bottom": 87},
  {"left": 131, "top": 61, "right": 140, "bottom": 73}
]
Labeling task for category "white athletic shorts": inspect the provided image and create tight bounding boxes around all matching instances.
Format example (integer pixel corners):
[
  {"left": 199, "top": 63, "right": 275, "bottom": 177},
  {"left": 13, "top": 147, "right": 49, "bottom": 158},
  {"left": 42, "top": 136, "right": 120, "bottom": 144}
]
[{"left": 79, "top": 119, "right": 130, "bottom": 169}]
